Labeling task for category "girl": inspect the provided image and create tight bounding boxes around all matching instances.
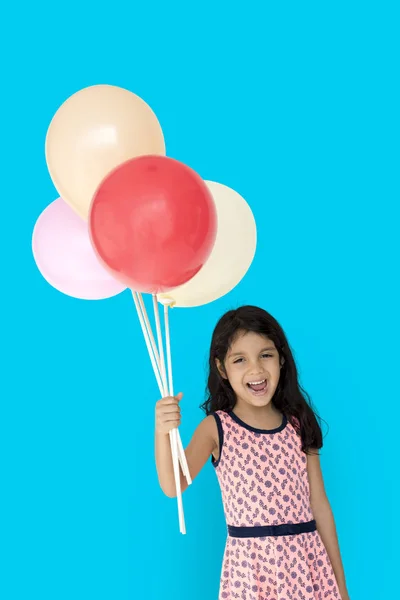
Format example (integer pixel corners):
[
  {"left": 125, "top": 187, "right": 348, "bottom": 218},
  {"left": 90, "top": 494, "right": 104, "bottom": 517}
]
[{"left": 155, "top": 306, "right": 350, "bottom": 600}]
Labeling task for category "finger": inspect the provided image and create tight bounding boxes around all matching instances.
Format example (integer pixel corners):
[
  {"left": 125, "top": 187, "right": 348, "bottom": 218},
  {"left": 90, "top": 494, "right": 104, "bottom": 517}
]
[
  {"left": 161, "top": 417, "right": 181, "bottom": 427},
  {"left": 159, "top": 396, "right": 178, "bottom": 406},
  {"left": 160, "top": 411, "right": 181, "bottom": 420},
  {"left": 160, "top": 404, "right": 181, "bottom": 414},
  {"left": 175, "top": 392, "right": 184, "bottom": 402},
  {"left": 159, "top": 418, "right": 181, "bottom": 428}
]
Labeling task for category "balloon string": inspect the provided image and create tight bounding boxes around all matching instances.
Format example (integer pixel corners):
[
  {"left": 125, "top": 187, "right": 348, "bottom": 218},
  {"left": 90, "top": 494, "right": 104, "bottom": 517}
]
[
  {"left": 164, "top": 304, "right": 174, "bottom": 397},
  {"left": 134, "top": 292, "right": 191, "bottom": 487},
  {"left": 132, "top": 291, "right": 186, "bottom": 533},
  {"left": 131, "top": 291, "right": 163, "bottom": 394},
  {"left": 152, "top": 295, "right": 168, "bottom": 393},
  {"left": 137, "top": 293, "right": 161, "bottom": 367},
  {"left": 152, "top": 294, "right": 186, "bottom": 534},
  {"left": 164, "top": 304, "right": 192, "bottom": 486}
]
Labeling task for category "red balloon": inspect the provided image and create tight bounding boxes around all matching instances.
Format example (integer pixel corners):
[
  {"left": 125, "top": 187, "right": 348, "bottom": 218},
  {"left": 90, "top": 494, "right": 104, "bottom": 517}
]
[{"left": 89, "top": 156, "right": 217, "bottom": 294}]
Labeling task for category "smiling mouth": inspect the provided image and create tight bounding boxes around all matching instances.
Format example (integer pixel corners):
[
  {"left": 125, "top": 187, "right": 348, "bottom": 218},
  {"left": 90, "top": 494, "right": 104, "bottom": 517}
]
[{"left": 246, "top": 379, "right": 268, "bottom": 395}]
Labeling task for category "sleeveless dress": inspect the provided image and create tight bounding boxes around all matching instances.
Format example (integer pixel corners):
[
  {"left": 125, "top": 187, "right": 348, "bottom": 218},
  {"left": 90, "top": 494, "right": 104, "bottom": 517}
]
[{"left": 211, "top": 410, "right": 342, "bottom": 600}]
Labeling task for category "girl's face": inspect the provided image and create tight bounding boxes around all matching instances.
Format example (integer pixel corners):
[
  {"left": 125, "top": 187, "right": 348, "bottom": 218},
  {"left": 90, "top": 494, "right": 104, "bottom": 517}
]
[{"left": 217, "top": 330, "right": 283, "bottom": 408}]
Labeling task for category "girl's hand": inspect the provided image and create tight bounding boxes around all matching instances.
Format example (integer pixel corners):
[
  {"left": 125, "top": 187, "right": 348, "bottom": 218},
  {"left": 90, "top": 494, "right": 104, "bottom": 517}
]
[{"left": 155, "top": 392, "right": 183, "bottom": 434}]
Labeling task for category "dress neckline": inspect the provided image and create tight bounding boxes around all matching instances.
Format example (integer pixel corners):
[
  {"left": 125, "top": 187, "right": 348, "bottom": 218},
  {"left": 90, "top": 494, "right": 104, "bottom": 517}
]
[{"left": 228, "top": 410, "right": 288, "bottom": 434}]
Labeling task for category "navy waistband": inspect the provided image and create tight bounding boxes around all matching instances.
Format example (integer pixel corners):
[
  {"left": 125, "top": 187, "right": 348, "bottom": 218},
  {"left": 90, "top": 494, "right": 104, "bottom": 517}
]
[{"left": 228, "top": 519, "right": 317, "bottom": 538}]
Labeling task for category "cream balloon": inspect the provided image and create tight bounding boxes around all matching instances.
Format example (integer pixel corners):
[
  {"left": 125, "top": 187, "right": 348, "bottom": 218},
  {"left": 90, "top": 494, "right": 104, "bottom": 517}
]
[
  {"left": 45, "top": 84, "right": 166, "bottom": 220},
  {"left": 157, "top": 181, "right": 257, "bottom": 308}
]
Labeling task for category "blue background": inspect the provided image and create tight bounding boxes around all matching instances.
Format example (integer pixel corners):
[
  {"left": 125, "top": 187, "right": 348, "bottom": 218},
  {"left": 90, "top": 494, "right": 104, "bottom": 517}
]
[{"left": 2, "top": 1, "right": 398, "bottom": 598}]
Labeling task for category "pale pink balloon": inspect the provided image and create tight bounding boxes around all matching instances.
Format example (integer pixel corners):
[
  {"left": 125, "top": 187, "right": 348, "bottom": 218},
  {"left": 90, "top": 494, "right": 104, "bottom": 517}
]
[{"left": 32, "top": 198, "right": 126, "bottom": 300}]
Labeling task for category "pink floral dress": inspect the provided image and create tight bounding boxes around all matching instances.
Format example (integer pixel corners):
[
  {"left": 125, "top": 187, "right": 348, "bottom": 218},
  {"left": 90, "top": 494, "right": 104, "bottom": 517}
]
[{"left": 211, "top": 410, "right": 342, "bottom": 600}]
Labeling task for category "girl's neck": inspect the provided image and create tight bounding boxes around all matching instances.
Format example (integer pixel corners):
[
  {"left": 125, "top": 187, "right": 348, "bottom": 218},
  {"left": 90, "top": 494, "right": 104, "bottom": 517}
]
[{"left": 232, "top": 401, "right": 282, "bottom": 430}]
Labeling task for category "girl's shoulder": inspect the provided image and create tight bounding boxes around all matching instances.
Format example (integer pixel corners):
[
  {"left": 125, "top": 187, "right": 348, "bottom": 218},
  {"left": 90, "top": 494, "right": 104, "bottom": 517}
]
[
  {"left": 208, "top": 411, "right": 228, "bottom": 466},
  {"left": 210, "top": 409, "right": 232, "bottom": 429},
  {"left": 212, "top": 409, "right": 228, "bottom": 418},
  {"left": 199, "top": 413, "right": 222, "bottom": 445},
  {"left": 207, "top": 411, "right": 231, "bottom": 448}
]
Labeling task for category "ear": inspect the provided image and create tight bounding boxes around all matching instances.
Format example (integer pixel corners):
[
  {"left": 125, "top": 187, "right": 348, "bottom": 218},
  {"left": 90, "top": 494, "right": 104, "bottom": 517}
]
[
  {"left": 216, "top": 358, "right": 228, "bottom": 379},
  {"left": 280, "top": 357, "right": 285, "bottom": 368}
]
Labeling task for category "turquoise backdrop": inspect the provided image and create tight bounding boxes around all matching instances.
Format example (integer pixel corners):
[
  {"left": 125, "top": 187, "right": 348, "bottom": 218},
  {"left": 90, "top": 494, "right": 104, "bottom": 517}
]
[{"left": 2, "top": 1, "right": 398, "bottom": 598}]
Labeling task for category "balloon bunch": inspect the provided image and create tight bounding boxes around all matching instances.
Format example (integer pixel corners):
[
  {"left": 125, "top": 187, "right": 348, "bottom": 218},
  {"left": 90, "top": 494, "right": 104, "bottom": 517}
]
[{"left": 32, "top": 84, "right": 257, "bottom": 534}]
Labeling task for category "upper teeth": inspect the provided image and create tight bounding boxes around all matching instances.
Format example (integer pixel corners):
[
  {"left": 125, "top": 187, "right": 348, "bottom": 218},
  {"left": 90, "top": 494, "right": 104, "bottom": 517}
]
[{"left": 249, "top": 379, "right": 266, "bottom": 385}]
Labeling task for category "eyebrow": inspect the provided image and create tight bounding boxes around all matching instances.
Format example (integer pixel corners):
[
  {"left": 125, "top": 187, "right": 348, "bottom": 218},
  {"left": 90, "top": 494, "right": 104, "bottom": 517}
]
[{"left": 228, "top": 346, "right": 277, "bottom": 358}]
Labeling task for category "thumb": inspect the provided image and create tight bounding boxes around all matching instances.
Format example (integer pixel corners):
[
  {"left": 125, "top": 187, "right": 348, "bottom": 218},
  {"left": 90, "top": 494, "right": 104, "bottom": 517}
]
[{"left": 175, "top": 392, "right": 184, "bottom": 402}]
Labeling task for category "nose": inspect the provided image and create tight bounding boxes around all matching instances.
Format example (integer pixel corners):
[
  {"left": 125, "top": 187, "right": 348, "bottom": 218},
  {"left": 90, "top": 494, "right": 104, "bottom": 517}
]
[{"left": 247, "top": 357, "right": 264, "bottom": 375}]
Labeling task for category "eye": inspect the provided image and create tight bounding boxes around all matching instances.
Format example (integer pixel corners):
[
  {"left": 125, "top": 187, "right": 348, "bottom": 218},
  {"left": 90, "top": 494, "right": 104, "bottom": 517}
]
[
  {"left": 261, "top": 353, "right": 273, "bottom": 358},
  {"left": 233, "top": 357, "right": 244, "bottom": 364}
]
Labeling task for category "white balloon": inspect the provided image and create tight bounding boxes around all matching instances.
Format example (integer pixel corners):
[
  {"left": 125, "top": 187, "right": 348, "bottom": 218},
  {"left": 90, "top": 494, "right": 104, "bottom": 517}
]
[{"left": 158, "top": 180, "right": 257, "bottom": 308}]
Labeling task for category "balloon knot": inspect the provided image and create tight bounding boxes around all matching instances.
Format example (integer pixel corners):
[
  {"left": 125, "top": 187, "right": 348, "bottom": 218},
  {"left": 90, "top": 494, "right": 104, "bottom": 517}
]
[{"left": 158, "top": 296, "right": 176, "bottom": 308}]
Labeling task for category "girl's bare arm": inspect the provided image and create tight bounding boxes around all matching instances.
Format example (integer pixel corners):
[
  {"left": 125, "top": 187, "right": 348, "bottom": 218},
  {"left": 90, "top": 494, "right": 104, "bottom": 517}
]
[
  {"left": 155, "top": 394, "right": 217, "bottom": 498},
  {"left": 307, "top": 452, "right": 350, "bottom": 600}
]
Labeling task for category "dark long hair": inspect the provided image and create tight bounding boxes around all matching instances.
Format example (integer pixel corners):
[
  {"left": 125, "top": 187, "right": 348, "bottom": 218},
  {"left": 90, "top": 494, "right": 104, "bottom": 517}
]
[{"left": 200, "top": 305, "right": 324, "bottom": 454}]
